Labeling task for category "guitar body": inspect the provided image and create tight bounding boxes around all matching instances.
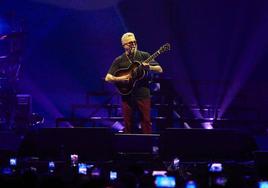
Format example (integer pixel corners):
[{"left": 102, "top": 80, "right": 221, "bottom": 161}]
[{"left": 114, "top": 61, "right": 146, "bottom": 95}]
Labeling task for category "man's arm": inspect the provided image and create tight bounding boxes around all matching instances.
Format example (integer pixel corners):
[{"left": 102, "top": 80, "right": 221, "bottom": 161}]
[
  {"left": 105, "top": 73, "right": 130, "bottom": 83},
  {"left": 142, "top": 52, "right": 163, "bottom": 73},
  {"left": 142, "top": 63, "right": 163, "bottom": 73},
  {"left": 149, "top": 65, "right": 163, "bottom": 73}
]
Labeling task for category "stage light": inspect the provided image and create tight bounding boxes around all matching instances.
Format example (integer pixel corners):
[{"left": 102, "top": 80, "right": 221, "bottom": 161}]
[
  {"left": 111, "top": 121, "right": 124, "bottom": 132},
  {"left": 201, "top": 121, "right": 213, "bottom": 129}
]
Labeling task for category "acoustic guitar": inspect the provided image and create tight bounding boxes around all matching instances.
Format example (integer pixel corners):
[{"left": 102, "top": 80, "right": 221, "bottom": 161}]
[{"left": 114, "top": 43, "right": 170, "bottom": 95}]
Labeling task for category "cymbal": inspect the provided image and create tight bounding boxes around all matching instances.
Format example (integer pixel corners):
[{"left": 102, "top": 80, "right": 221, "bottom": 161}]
[{"left": 0, "top": 32, "right": 26, "bottom": 40}]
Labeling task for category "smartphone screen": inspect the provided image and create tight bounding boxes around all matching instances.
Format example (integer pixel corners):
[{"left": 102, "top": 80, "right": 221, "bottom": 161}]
[
  {"left": 110, "top": 171, "right": 117, "bottom": 181},
  {"left": 78, "top": 163, "right": 87, "bottom": 175},
  {"left": 155, "top": 176, "right": 176, "bottom": 188},
  {"left": 152, "top": 170, "right": 167, "bottom": 176},
  {"left": 48, "top": 161, "right": 55, "bottom": 173},
  {"left": 258, "top": 181, "right": 268, "bottom": 188},
  {"left": 70, "top": 154, "right": 79, "bottom": 167},
  {"left": 91, "top": 167, "right": 101, "bottom": 177},
  {"left": 9, "top": 158, "right": 17, "bottom": 167},
  {"left": 185, "top": 180, "right": 197, "bottom": 188},
  {"left": 209, "top": 163, "right": 223, "bottom": 172}
]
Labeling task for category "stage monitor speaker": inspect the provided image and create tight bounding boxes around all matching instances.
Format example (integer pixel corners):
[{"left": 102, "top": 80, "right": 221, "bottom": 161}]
[
  {"left": 114, "top": 133, "right": 159, "bottom": 153},
  {"left": 159, "top": 128, "right": 258, "bottom": 162},
  {"left": 114, "top": 133, "right": 159, "bottom": 161},
  {"left": 18, "top": 127, "right": 114, "bottom": 161}
]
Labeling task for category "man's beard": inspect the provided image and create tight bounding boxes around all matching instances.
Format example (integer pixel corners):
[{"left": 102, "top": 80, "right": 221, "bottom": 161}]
[{"left": 129, "top": 46, "right": 136, "bottom": 55}]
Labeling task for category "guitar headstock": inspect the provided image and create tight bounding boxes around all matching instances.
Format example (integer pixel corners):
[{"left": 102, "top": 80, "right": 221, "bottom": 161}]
[{"left": 159, "top": 43, "right": 171, "bottom": 53}]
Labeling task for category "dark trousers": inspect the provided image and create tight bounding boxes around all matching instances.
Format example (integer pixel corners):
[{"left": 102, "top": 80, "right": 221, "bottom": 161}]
[{"left": 122, "top": 98, "right": 151, "bottom": 134}]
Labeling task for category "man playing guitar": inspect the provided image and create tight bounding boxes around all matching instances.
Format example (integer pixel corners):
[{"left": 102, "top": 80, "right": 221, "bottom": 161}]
[{"left": 105, "top": 32, "right": 163, "bottom": 134}]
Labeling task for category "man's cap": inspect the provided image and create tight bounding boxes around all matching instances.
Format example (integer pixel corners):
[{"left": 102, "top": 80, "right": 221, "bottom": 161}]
[{"left": 121, "top": 32, "right": 136, "bottom": 45}]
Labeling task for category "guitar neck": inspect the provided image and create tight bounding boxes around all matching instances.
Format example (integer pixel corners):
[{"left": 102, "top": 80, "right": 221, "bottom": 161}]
[{"left": 143, "top": 50, "right": 161, "bottom": 64}]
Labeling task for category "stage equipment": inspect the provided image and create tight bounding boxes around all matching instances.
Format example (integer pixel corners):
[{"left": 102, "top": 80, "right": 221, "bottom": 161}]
[{"left": 159, "top": 128, "right": 258, "bottom": 162}]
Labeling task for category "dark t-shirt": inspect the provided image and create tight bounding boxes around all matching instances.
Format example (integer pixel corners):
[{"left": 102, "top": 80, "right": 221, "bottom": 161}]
[{"left": 108, "top": 50, "right": 159, "bottom": 100}]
